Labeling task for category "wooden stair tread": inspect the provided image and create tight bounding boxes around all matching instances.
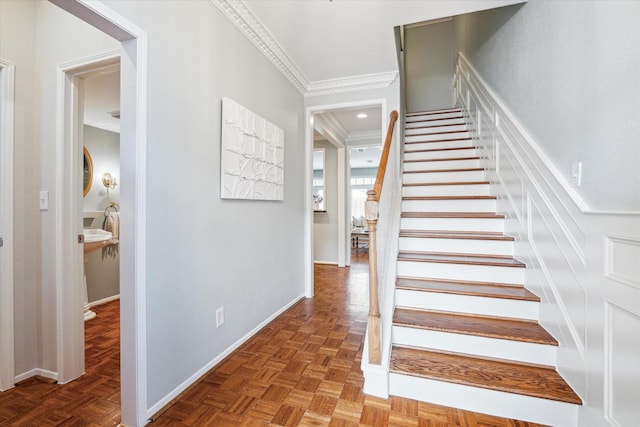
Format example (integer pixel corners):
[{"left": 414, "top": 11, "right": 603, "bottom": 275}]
[
  {"left": 403, "top": 168, "right": 485, "bottom": 174},
  {"left": 402, "top": 195, "right": 496, "bottom": 201},
  {"left": 390, "top": 346, "right": 581, "bottom": 404},
  {"left": 402, "top": 212, "right": 504, "bottom": 219},
  {"left": 403, "top": 181, "right": 490, "bottom": 187},
  {"left": 405, "top": 137, "right": 472, "bottom": 144},
  {"left": 393, "top": 308, "right": 554, "bottom": 345},
  {"left": 399, "top": 230, "right": 513, "bottom": 241},
  {"left": 396, "top": 277, "right": 539, "bottom": 301},
  {"left": 405, "top": 156, "right": 480, "bottom": 163},
  {"left": 404, "top": 146, "right": 477, "bottom": 154},
  {"left": 397, "top": 251, "right": 525, "bottom": 268}
]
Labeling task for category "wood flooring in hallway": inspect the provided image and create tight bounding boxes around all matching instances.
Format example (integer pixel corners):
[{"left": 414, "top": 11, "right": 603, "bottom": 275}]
[{"left": 0, "top": 249, "right": 544, "bottom": 426}]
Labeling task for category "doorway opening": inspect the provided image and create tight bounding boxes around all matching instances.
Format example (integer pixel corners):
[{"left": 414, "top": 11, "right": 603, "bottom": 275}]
[
  {"left": 50, "top": 1, "right": 148, "bottom": 425},
  {"left": 305, "top": 99, "right": 386, "bottom": 296}
]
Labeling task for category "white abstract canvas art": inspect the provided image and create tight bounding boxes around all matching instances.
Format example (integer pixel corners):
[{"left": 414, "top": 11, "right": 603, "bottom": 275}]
[{"left": 221, "top": 98, "right": 284, "bottom": 200}]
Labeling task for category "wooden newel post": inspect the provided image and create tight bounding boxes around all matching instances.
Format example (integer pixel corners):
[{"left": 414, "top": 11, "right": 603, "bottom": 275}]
[{"left": 365, "top": 189, "right": 381, "bottom": 365}]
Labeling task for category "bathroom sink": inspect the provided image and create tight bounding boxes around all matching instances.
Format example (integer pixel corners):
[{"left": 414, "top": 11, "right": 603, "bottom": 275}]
[{"left": 83, "top": 229, "right": 112, "bottom": 254}]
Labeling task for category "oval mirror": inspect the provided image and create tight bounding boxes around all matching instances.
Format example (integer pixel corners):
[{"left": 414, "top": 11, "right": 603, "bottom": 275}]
[{"left": 83, "top": 146, "right": 93, "bottom": 197}]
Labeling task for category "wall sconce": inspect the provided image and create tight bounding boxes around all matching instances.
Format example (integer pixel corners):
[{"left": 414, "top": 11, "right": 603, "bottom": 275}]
[{"left": 102, "top": 172, "right": 118, "bottom": 190}]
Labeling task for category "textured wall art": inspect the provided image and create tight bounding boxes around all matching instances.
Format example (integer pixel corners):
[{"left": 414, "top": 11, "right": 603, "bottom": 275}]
[{"left": 221, "top": 97, "right": 284, "bottom": 200}]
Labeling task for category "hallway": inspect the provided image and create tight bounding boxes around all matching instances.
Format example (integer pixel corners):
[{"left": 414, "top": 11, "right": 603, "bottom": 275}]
[{"left": 0, "top": 250, "right": 541, "bottom": 426}]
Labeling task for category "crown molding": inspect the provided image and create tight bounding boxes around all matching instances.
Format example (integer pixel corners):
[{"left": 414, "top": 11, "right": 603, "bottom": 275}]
[
  {"left": 211, "top": 0, "right": 309, "bottom": 93},
  {"left": 212, "top": 0, "right": 398, "bottom": 96},
  {"left": 305, "top": 71, "right": 398, "bottom": 97}
]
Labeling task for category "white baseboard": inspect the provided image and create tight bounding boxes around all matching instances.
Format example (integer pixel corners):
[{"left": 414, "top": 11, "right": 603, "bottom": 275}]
[
  {"left": 146, "top": 293, "right": 306, "bottom": 419},
  {"left": 15, "top": 368, "right": 59, "bottom": 383},
  {"left": 89, "top": 294, "right": 120, "bottom": 308},
  {"left": 313, "top": 260, "right": 338, "bottom": 265}
]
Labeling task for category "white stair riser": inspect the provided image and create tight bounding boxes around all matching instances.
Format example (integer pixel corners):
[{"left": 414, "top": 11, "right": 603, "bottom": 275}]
[
  {"left": 402, "top": 184, "right": 490, "bottom": 197},
  {"left": 400, "top": 217, "right": 504, "bottom": 233},
  {"left": 398, "top": 236, "right": 513, "bottom": 256},
  {"left": 392, "top": 326, "right": 554, "bottom": 365},
  {"left": 388, "top": 374, "right": 578, "bottom": 427},
  {"left": 404, "top": 139, "right": 473, "bottom": 151},
  {"left": 405, "top": 117, "right": 465, "bottom": 128},
  {"left": 404, "top": 158, "right": 481, "bottom": 172},
  {"left": 405, "top": 132, "right": 470, "bottom": 143},
  {"left": 397, "top": 261, "right": 524, "bottom": 285},
  {"left": 405, "top": 124, "right": 469, "bottom": 135},
  {"left": 404, "top": 148, "right": 477, "bottom": 161},
  {"left": 407, "top": 111, "right": 463, "bottom": 121},
  {"left": 395, "top": 289, "right": 535, "bottom": 319},
  {"left": 403, "top": 170, "right": 485, "bottom": 183},
  {"left": 402, "top": 198, "right": 496, "bottom": 213}
]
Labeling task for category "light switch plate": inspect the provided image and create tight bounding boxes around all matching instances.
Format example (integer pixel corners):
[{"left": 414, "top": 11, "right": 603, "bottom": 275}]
[
  {"left": 571, "top": 162, "right": 582, "bottom": 187},
  {"left": 39, "top": 190, "right": 49, "bottom": 210}
]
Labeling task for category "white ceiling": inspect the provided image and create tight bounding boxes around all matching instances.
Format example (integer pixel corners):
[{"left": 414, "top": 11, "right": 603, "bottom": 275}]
[
  {"left": 238, "top": 0, "right": 526, "bottom": 93},
  {"left": 84, "top": 69, "right": 120, "bottom": 133}
]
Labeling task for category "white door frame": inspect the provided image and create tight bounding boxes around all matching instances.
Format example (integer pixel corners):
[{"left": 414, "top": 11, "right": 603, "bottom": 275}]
[
  {"left": 56, "top": 51, "right": 120, "bottom": 381},
  {"left": 0, "top": 59, "right": 16, "bottom": 392},
  {"left": 304, "top": 98, "right": 387, "bottom": 297},
  {"left": 49, "top": 1, "right": 148, "bottom": 425}
]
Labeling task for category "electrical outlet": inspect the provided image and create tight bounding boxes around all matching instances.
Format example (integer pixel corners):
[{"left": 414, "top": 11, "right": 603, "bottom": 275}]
[
  {"left": 571, "top": 162, "right": 582, "bottom": 187},
  {"left": 216, "top": 307, "right": 224, "bottom": 328}
]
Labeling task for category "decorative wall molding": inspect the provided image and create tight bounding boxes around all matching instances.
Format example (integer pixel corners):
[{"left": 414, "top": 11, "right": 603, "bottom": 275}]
[
  {"left": 455, "top": 51, "right": 588, "bottom": 389},
  {"left": 211, "top": 0, "right": 398, "bottom": 97},
  {"left": 454, "top": 52, "right": 640, "bottom": 425},
  {"left": 604, "top": 236, "right": 640, "bottom": 290},
  {"left": 211, "top": 0, "right": 308, "bottom": 93}
]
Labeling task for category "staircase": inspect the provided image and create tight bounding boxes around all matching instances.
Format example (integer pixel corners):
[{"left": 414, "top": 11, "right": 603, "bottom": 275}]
[{"left": 387, "top": 108, "right": 582, "bottom": 426}]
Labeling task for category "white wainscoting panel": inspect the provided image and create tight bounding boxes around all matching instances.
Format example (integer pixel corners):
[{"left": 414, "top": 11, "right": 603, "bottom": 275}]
[
  {"left": 605, "top": 236, "right": 640, "bottom": 290},
  {"left": 454, "top": 52, "right": 640, "bottom": 426},
  {"left": 604, "top": 302, "right": 640, "bottom": 427}
]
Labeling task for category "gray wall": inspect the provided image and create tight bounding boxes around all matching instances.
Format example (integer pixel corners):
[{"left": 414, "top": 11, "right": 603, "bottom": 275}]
[
  {"left": 0, "top": 0, "right": 41, "bottom": 376},
  {"left": 454, "top": 0, "right": 640, "bottom": 212},
  {"left": 102, "top": 1, "right": 307, "bottom": 408},
  {"left": 4, "top": 0, "right": 306, "bottom": 410},
  {"left": 405, "top": 20, "right": 455, "bottom": 113},
  {"left": 313, "top": 140, "right": 338, "bottom": 264},
  {"left": 83, "top": 125, "right": 120, "bottom": 303}
]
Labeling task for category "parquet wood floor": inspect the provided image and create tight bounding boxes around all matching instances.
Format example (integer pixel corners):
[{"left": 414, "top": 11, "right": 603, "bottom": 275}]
[{"left": 0, "top": 250, "right": 545, "bottom": 426}]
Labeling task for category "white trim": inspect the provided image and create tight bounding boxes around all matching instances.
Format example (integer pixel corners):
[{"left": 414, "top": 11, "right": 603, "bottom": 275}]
[
  {"left": 55, "top": 52, "right": 121, "bottom": 388},
  {"left": 146, "top": 294, "right": 306, "bottom": 419},
  {"left": 305, "top": 72, "right": 398, "bottom": 97},
  {"left": 337, "top": 146, "right": 346, "bottom": 267},
  {"left": 0, "top": 59, "right": 15, "bottom": 392},
  {"left": 14, "top": 368, "right": 58, "bottom": 384},
  {"left": 210, "top": 0, "right": 398, "bottom": 96},
  {"left": 89, "top": 293, "right": 120, "bottom": 308},
  {"left": 347, "top": 130, "right": 382, "bottom": 144},
  {"left": 313, "top": 260, "right": 339, "bottom": 266},
  {"left": 48, "top": 1, "right": 148, "bottom": 425}
]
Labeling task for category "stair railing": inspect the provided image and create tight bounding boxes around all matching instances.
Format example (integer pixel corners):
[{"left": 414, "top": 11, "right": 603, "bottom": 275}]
[{"left": 365, "top": 110, "right": 399, "bottom": 364}]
